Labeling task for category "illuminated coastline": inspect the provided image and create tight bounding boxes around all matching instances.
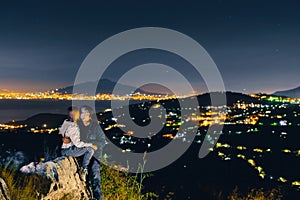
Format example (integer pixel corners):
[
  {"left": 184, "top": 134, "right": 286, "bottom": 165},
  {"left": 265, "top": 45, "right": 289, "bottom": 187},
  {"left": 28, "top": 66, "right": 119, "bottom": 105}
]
[{"left": 0, "top": 91, "right": 191, "bottom": 101}]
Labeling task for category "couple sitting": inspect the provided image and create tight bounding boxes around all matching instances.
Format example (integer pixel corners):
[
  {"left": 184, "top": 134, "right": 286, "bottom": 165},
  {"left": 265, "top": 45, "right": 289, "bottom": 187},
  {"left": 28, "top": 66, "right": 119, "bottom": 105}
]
[{"left": 59, "top": 106, "right": 106, "bottom": 200}]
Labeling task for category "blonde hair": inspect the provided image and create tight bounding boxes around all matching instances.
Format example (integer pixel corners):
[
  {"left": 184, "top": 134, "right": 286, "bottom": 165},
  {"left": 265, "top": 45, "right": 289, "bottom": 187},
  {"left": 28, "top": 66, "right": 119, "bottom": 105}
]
[{"left": 72, "top": 109, "right": 80, "bottom": 124}]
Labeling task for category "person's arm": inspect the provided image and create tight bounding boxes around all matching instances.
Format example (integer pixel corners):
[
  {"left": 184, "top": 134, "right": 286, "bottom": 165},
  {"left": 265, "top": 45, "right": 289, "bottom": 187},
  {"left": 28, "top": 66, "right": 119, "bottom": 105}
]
[
  {"left": 67, "top": 125, "right": 93, "bottom": 148},
  {"left": 58, "top": 120, "right": 68, "bottom": 136}
]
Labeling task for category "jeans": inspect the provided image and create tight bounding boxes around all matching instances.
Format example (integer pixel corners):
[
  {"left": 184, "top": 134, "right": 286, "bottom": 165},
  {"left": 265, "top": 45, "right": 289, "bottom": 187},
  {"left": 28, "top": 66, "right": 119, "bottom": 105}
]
[
  {"left": 61, "top": 146, "right": 94, "bottom": 169},
  {"left": 88, "top": 157, "right": 103, "bottom": 200}
]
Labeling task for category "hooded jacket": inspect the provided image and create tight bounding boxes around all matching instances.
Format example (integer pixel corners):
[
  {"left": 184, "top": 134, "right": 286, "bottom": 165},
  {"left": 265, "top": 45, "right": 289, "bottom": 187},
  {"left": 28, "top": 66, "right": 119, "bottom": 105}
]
[{"left": 78, "top": 120, "right": 107, "bottom": 159}]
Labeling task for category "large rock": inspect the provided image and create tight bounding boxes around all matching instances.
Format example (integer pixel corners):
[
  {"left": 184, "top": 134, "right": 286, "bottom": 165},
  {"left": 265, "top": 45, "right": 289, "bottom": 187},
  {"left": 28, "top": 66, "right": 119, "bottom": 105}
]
[
  {"left": 20, "top": 156, "right": 92, "bottom": 200},
  {"left": 0, "top": 177, "right": 10, "bottom": 200}
]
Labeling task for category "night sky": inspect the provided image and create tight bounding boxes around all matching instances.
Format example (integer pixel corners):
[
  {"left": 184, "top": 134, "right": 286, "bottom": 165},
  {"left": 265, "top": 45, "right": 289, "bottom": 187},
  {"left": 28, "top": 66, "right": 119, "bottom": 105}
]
[{"left": 0, "top": 0, "right": 300, "bottom": 94}]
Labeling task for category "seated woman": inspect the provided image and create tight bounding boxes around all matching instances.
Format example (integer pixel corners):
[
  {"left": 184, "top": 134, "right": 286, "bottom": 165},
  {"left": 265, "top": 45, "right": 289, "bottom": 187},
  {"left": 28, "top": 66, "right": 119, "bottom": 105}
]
[
  {"left": 59, "top": 106, "right": 97, "bottom": 181},
  {"left": 78, "top": 105, "right": 106, "bottom": 200}
]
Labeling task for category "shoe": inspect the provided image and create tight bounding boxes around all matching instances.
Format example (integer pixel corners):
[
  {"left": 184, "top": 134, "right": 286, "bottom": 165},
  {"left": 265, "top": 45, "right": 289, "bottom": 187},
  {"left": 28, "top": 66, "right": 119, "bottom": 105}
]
[
  {"left": 91, "top": 195, "right": 104, "bottom": 200},
  {"left": 79, "top": 167, "right": 88, "bottom": 181}
]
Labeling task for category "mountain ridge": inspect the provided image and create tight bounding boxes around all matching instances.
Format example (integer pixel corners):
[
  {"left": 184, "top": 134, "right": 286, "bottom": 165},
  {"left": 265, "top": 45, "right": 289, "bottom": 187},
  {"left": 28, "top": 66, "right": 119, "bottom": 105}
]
[{"left": 273, "top": 86, "right": 300, "bottom": 98}]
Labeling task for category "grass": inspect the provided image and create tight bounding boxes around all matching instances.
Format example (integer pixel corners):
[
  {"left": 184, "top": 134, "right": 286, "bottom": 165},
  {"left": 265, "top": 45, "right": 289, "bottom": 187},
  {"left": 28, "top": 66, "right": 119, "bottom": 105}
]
[
  {"left": 0, "top": 156, "right": 158, "bottom": 200},
  {"left": 0, "top": 167, "right": 50, "bottom": 200},
  {"left": 100, "top": 158, "right": 158, "bottom": 200},
  {"left": 228, "top": 187, "right": 283, "bottom": 200}
]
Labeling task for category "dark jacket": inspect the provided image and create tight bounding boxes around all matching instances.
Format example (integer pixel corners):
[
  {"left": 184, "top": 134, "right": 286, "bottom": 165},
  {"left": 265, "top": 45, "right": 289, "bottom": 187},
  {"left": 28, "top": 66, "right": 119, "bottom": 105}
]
[{"left": 78, "top": 120, "right": 107, "bottom": 160}]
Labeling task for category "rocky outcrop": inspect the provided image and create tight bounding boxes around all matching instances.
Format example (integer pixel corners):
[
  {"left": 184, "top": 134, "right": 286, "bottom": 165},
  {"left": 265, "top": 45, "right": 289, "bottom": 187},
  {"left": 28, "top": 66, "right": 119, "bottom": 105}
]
[
  {"left": 20, "top": 156, "right": 92, "bottom": 200},
  {"left": 0, "top": 177, "right": 10, "bottom": 200}
]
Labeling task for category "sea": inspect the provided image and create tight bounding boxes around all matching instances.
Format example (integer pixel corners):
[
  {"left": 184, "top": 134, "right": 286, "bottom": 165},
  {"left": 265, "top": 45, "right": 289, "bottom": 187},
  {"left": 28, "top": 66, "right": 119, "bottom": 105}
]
[{"left": 0, "top": 99, "right": 111, "bottom": 123}]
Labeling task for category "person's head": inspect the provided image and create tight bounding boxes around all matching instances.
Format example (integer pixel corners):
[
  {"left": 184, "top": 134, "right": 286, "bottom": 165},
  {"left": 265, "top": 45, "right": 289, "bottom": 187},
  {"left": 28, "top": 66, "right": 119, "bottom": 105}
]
[
  {"left": 67, "top": 106, "right": 79, "bottom": 122},
  {"left": 80, "top": 105, "right": 94, "bottom": 124}
]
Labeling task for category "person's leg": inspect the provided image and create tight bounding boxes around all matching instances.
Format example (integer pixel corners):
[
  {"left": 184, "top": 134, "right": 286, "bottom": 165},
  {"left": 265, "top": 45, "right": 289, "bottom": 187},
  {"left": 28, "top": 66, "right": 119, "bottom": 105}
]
[
  {"left": 61, "top": 146, "right": 94, "bottom": 169},
  {"left": 90, "top": 157, "right": 103, "bottom": 200},
  {"left": 81, "top": 147, "right": 94, "bottom": 169}
]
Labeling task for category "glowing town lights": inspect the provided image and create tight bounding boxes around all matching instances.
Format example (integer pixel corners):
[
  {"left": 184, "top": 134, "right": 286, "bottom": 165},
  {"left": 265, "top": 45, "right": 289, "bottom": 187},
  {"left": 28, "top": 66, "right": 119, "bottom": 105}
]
[
  {"left": 162, "top": 134, "right": 174, "bottom": 139},
  {"left": 279, "top": 120, "right": 288, "bottom": 126},
  {"left": 253, "top": 148, "right": 263, "bottom": 153},
  {"left": 0, "top": 123, "right": 28, "bottom": 130},
  {"left": 237, "top": 154, "right": 246, "bottom": 160},
  {"left": 218, "top": 152, "right": 225, "bottom": 157},
  {"left": 278, "top": 177, "right": 288, "bottom": 183},
  {"left": 282, "top": 149, "right": 292, "bottom": 153},
  {"left": 259, "top": 172, "right": 266, "bottom": 179},
  {"left": 0, "top": 91, "right": 193, "bottom": 101},
  {"left": 247, "top": 159, "right": 256, "bottom": 167},
  {"left": 256, "top": 166, "right": 263, "bottom": 173},
  {"left": 237, "top": 146, "right": 247, "bottom": 151},
  {"left": 292, "top": 181, "right": 300, "bottom": 187},
  {"left": 124, "top": 131, "right": 134, "bottom": 136},
  {"left": 215, "top": 142, "right": 231, "bottom": 148}
]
